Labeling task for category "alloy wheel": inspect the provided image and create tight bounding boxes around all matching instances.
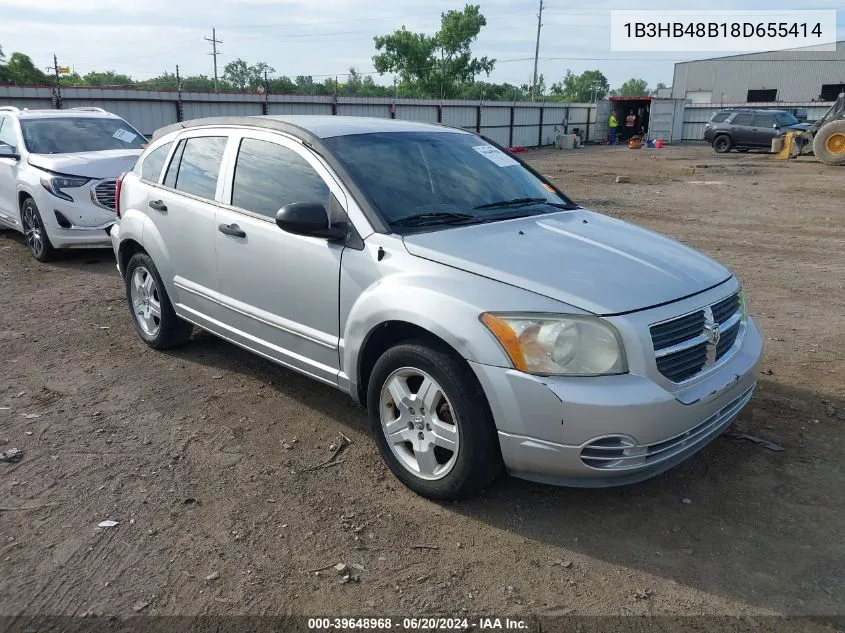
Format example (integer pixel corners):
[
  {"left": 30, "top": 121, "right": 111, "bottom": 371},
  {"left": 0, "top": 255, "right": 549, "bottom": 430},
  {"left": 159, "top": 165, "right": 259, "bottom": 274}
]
[
  {"left": 379, "top": 367, "right": 460, "bottom": 481},
  {"left": 130, "top": 266, "right": 162, "bottom": 337},
  {"left": 22, "top": 204, "right": 44, "bottom": 258}
]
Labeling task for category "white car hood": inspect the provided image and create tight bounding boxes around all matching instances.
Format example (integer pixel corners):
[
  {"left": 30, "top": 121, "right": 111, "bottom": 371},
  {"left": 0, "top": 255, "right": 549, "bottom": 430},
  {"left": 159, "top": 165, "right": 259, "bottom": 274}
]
[{"left": 28, "top": 149, "right": 142, "bottom": 179}]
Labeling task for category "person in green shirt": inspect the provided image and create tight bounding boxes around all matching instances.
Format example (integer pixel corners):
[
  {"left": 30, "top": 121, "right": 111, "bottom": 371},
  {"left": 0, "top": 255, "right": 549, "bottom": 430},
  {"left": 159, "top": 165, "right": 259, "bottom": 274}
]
[{"left": 608, "top": 111, "right": 618, "bottom": 145}]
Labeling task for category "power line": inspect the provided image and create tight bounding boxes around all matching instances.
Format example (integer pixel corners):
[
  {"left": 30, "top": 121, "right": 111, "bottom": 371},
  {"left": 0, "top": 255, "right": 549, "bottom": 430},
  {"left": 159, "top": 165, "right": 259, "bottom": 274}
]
[{"left": 204, "top": 27, "right": 223, "bottom": 92}]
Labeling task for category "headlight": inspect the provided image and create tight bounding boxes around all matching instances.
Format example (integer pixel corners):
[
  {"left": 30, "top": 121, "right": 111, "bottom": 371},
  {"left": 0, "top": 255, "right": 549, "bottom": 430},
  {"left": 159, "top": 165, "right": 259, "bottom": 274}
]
[
  {"left": 40, "top": 175, "right": 91, "bottom": 202},
  {"left": 480, "top": 312, "right": 628, "bottom": 376}
]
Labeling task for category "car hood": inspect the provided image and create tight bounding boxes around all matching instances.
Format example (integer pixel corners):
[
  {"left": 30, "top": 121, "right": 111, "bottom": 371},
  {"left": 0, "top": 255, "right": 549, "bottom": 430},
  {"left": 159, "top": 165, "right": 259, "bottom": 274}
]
[
  {"left": 787, "top": 122, "right": 812, "bottom": 131},
  {"left": 28, "top": 149, "right": 143, "bottom": 179},
  {"left": 402, "top": 209, "right": 732, "bottom": 315}
]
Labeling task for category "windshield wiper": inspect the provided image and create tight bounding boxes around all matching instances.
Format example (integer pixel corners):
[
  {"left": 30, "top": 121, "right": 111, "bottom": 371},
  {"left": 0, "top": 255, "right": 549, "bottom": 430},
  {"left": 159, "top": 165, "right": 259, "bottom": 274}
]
[
  {"left": 473, "top": 197, "right": 548, "bottom": 210},
  {"left": 391, "top": 212, "right": 479, "bottom": 227}
]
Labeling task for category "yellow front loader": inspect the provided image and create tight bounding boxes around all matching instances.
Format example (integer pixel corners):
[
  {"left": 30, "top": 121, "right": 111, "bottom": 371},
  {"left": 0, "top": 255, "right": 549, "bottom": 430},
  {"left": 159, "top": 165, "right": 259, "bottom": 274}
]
[{"left": 771, "top": 92, "right": 845, "bottom": 166}]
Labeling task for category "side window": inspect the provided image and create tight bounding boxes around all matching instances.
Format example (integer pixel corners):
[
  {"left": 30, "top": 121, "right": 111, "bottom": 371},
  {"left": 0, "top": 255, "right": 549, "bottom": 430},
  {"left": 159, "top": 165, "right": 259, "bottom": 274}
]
[
  {"left": 140, "top": 141, "right": 173, "bottom": 182},
  {"left": 173, "top": 136, "right": 227, "bottom": 200},
  {"left": 231, "top": 138, "right": 330, "bottom": 218},
  {"left": 163, "top": 140, "right": 185, "bottom": 188},
  {"left": 731, "top": 113, "right": 754, "bottom": 127},
  {"left": 710, "top": 112, "right": 730, "bottom": 123},
  {"left": 753, "top": 114, "right": 776, "bottom": 128},
  {"left": 0, "top": 117, "right": 17, "bottom": 149}
]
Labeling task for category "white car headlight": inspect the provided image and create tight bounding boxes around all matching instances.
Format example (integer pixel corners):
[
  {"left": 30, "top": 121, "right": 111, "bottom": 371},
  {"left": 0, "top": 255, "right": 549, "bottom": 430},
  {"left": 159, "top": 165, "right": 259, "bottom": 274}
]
[{"left": 480, "top": 313, "right": 628, "bottom": 376}]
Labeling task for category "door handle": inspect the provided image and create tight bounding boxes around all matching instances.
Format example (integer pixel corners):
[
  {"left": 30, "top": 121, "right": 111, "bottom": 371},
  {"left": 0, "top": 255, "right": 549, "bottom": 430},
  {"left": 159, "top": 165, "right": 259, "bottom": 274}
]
[
  {"left": 148, "top": 200, "right": 167, "bottom": 212},
  {"left": 218, "top": 223, "right": 246, "bottom": 238}
]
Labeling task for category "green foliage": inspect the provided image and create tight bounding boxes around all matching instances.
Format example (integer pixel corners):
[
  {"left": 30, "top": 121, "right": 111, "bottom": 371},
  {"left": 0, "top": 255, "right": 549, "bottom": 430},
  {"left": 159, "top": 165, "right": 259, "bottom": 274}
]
[
  {"left": 222, "top": 58, "right": 275, "bottom": 91},
  {"left": 615, "top": 77, "right": 649, "bottom": 97},
  {"left": 549, "top": 70, "right": 609, "bottom": 102},
  {"left": 373, "top": 4, "right": 495, "bottom": 99},
  {"left": 0, "top": 52, "right": 50, "bottom": 86}
]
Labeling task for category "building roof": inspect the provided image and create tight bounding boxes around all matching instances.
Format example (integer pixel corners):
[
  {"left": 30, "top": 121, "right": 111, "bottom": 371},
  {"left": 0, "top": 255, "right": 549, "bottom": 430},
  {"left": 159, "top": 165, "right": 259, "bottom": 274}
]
[{"left": 675, "top": 40, "right": 845, "bottom": 65}]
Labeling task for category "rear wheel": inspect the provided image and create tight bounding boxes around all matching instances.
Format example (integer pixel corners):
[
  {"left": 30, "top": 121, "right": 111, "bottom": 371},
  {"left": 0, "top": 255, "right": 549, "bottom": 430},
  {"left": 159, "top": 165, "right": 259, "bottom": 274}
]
[
  {"left": 713, "top": 135, "right": 732, "bottom": 153},
  {"left": 813, "top": 120, "right": 845, "bottom": 166},
  {"left": 367, "top": 341, "right": 502, "bottom": 500},
  {"left": 124, "top": 252, "right": 193, "bottom": 349},
  {"left": 20, "top": 198, "right": 55, "bottom": 262}
]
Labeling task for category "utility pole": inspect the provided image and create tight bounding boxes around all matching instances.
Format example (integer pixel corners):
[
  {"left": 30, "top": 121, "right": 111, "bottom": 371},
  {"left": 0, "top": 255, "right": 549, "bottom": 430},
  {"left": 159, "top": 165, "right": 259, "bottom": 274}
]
[
  {"left": 205, "top": 27, "right": 222, "bottom": 92},
  {"left": 52, "top": 53, "right": 63, "bottom": 109},
  {"left": 531, "top": 0, "right": 544, "bottom": 102}
]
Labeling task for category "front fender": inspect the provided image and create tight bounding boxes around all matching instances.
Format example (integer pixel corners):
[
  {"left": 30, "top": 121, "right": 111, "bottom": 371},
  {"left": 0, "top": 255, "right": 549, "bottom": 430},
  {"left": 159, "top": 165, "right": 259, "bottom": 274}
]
[{"left": 339, "top": 239, "right": 576, "bottom": 390}]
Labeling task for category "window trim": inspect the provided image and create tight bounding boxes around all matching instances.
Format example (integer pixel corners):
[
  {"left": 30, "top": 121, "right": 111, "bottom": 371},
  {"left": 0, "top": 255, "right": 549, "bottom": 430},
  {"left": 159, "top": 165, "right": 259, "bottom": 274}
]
[
  {"left": 138, "top": 139, "right": 174, "bottom": 184},
  {"left": 152, "top": 129, "right": 233, "bottom": 203}
]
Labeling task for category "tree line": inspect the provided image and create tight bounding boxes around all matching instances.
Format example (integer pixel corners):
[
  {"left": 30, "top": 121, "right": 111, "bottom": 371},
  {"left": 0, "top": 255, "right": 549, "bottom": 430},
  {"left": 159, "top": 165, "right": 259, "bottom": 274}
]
[{"left": 0, "top": 8, "right": 663, "bottom": 102}]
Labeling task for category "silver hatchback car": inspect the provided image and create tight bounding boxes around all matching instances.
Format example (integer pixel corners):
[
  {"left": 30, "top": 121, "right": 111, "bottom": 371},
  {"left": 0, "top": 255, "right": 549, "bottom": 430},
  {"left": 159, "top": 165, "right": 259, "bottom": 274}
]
[{"left": 111, "top": 116, "right": 763, "bottom": 500}]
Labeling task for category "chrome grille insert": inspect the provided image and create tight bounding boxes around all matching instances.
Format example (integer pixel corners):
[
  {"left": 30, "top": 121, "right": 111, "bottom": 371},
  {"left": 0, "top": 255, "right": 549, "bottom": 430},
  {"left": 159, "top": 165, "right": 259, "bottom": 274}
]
[
  {"left": 650, "top": 293, "right": 744, "bottom": 383},
  {"left": 91, "top": 179, "right": 117, "bottom": 210}
]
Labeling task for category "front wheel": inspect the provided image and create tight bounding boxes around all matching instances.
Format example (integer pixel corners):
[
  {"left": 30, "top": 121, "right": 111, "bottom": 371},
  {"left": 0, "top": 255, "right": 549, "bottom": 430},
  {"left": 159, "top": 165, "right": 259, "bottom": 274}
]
[
  {"left": 124, "top": 252, "right": 193, "bottom": 349},
  {"left": 812, "top": 120, "right": 845, "bottom": 166},
  {"left": 20, "top": 198, "right": 55, "bottom": 262},
  {"left": 367, "top": 341, "right": 502, "bottom": 500},
  {"left": 713, "top": 135, "right": 732, "bottom": 153}
]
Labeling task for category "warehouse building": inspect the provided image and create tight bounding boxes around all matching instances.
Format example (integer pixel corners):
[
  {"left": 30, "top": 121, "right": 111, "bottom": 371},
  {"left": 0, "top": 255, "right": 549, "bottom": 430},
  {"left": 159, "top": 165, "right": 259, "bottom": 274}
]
[{"left": 671, "top": 41, "right": 845, "bottom": 104}]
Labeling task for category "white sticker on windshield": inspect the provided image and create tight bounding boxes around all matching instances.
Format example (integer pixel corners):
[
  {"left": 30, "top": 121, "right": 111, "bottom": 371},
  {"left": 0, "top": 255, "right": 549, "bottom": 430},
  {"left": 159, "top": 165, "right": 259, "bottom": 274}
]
[
  {"left": 473, "top": 144, "right": 518, "bottom": 167},
  {"left": 112, "top": 128, "right": 137, "bottom": 143}
]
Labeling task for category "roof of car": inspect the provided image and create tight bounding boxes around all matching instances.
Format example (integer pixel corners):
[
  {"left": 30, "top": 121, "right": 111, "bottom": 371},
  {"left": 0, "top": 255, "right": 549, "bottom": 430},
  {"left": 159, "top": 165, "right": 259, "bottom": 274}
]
[
  {"left": 152, "top": 115, "right": 468, "bottom": 141},
  {"left": 716, "top": 108, "right": 792, "bottom": 114},
  {"left": 0, "top": 107, "right": 121, "bottom": 119}
]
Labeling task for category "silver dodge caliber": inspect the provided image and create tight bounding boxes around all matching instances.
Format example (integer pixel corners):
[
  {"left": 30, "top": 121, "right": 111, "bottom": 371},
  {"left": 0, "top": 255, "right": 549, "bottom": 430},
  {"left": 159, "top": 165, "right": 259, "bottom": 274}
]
[{"left": 111, "top": 115, "right": 763, "bottom": 500}]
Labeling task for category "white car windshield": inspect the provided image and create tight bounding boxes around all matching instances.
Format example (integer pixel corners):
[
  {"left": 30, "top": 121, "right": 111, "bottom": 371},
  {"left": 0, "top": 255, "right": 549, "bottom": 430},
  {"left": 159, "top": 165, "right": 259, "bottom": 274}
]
[{"left": 20, "top": 117, "right": 146, "bottom": 154}]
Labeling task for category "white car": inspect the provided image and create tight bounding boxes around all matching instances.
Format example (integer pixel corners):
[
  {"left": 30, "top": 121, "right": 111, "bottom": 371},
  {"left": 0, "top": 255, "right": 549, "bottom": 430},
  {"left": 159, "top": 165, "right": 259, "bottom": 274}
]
[{"left": 0, "top": 106, "right": 146, "bottom": 261}]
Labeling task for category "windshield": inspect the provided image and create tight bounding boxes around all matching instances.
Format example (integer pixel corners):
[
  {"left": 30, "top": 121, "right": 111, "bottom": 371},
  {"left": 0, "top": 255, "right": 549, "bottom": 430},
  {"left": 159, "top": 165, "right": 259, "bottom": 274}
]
[
  {"left": 323, "top": 131, "right": 575, "bottom": 232},
  {"left": 774, "top": 112, "right": 799, "bottom": 127},
  {"left": 20, "top": 117, "right": 146, "bottom": 154}
]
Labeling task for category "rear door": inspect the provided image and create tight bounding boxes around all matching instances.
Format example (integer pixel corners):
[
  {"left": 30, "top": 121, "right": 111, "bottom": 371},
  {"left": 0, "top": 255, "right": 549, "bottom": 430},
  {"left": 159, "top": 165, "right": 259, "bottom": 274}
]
[
  {"left": 146, "top": 132, "right": 229, "bottom": 322},
  {"left": 728, "top": 113, "right": 755, "bottom": 146},
  {"left": 750, "top": 113, "right": 778, "bottom": 148},
  {"left": 212, "top": 131, "right": 346, "bottom": 385}
]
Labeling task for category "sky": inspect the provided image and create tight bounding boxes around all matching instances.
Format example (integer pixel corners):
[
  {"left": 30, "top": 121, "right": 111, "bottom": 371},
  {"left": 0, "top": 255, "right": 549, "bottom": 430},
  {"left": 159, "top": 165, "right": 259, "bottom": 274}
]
[{"left": 0, "top": 0, "right": 842, "bottom": 91}]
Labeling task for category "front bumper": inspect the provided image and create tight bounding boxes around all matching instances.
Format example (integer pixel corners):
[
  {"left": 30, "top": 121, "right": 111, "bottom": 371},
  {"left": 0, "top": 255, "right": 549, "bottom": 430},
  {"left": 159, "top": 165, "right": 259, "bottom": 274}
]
[
  {"left": 470, "top": 316, "right": 763, "bottom": 487},
  {"left": 34, "top": 189, "right": 115, "bottom": 249}
]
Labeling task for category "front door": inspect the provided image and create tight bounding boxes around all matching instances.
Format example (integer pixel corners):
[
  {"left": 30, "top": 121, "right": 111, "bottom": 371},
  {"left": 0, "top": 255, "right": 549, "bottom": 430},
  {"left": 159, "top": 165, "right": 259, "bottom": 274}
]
[
  {"left": 213, "top": 132, "right": 345, "bottom": 385},
  {"left": 728, "top": 112, "right": 755, "bottom": 146},
  {"left": 750, "top": 112, "right": 778, "bottom": 148}
]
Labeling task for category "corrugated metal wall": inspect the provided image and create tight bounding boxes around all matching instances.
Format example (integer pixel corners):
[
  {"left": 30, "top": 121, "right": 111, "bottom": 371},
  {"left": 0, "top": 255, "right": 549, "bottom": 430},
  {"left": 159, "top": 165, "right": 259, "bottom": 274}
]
[
  {"left": 1, "top": 85, "right": 606, "bottom": 147},
  {"left": 672, "top": 41, "right": 845, "bottom": 102}
]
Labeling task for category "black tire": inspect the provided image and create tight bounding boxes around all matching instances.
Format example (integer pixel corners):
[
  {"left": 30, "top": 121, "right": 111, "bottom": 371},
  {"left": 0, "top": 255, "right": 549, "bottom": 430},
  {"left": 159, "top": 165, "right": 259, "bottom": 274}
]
[
  {"left": 20, "top": 197, "right": 56, "bottom": 262},
  {"left": 736, "top": 148, "right": 750, "bottom": 153},
  {"left": 367, "top": 341, "right": 503, "bottom": 500},
  {"left": 123, "top": 252, "right": 192, "bottom": 349},
  {"left": 713, "top": 135, "right": 732, "bottom": 153},
  {"left": 812, "top": 120, "right": 845, "bottom": 166}
]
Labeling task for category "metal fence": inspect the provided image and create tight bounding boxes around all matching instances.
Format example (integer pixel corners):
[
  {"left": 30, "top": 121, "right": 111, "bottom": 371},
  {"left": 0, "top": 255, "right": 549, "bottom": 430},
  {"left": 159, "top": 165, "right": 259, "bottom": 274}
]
[
  {"left": 0, "top": 85, "right": 601, "bottom": 147},
  {"left": 681, "top": 101, "right": 835, "bottom": 141}
]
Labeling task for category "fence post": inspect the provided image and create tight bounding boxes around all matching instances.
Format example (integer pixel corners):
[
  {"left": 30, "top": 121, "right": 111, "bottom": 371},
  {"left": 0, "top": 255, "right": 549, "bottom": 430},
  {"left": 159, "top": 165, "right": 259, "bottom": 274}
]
[
  {"left": 437, "top": 105, "right": 443, "bottom": 123},
  {"left": 585, "top": 105, "right": 591, "bottom": 143},
  {"left": 476, "top": 105, "right": 482, "bottom": 134},
  {"left": 564, "top": 106, "right": 569, "bottom": 134},
  {"left": 508, "top": 106, "right": 515, "bottom": 147},
  {"left": 538, "top": 105, "right": 544, "bottom": 147}
]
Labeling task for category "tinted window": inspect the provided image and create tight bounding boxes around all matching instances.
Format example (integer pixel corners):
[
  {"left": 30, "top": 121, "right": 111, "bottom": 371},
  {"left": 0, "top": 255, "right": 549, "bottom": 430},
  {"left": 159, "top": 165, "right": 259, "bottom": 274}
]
[
  {"left": 140, "top": 142, "right": 173, "bottom": 182},
  {"left": 753, "top": 114, "right": 776, "bottom": 128},
  {"left": 0, "top": 117, "right": 17, "bottom": 149},
  {"left": 323, "top": 132, "right": 570, "bottom": 230},
  {"left": 20, "top": 117, "right": 145, "bottom": 154},
  {"left": 231, "top": 138, "right": 330, "bottom": 218},
  {"left": 710, "top": 112, "right": 730, "bottom": 123},
  {"left": 731, "top": 113, "right": 754, "bottom": 126},
  {"left": 172, "top": 136, "right": 226, "bottom": 200},
  {"left": 774, "top": 112, "right": 799, "bottom": 127}
]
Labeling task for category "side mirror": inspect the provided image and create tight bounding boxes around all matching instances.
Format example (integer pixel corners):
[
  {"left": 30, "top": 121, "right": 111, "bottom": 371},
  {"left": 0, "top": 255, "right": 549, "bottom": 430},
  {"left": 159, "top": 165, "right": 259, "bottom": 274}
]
[
  {"left": 275, "top": 202, "right": 346, "bottom": 241},
  {"left": 0, "top": 144, "right": 20, "bottom": 161}
]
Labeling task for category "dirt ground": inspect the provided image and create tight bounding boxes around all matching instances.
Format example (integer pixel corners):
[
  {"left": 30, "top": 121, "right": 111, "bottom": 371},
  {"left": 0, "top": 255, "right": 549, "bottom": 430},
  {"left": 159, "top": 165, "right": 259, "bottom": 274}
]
[{"left": 1, "top": 145, "right": 843, "bottom": 623}]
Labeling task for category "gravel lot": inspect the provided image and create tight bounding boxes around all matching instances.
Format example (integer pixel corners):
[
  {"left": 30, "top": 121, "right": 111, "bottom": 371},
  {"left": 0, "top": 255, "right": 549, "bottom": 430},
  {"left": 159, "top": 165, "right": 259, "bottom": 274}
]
[{"left": 1, "top": 145, "right": 843, "bottom": 623}]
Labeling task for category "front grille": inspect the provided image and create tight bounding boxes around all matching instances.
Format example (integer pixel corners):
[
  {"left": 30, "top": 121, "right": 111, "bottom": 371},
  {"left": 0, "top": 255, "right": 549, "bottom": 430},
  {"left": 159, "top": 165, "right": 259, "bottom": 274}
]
[
  {"left": 650, "top": 292, "right": 743, "bottom": 383},
  {"left": 580, "top": 383, "right": 756, "bottom": 471},
  {"left": 92, "top": 179, "right": 117, "bottom": 210}
]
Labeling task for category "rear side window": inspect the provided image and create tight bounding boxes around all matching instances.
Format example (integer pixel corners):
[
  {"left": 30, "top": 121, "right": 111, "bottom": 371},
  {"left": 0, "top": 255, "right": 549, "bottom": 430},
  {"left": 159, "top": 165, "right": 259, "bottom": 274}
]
[
  {"left": 710, "top": 112, "right": 730, "bottom": 123},
  {"left": 140, "top": 142, "right": 173, "bottom": 182},
  {"left": 731, "top": 113, "right": 754, "bottom": 126},
  {"left": 168, "top": 136, "right": 227, "bottom": 200},
  {"left": 230, "top": 138, "right": 330, "bottom": 218},
  {"left": 753, "top": 114, "right": 776, "bottom": 128},
  {"left": 0, "top": 117, "right": 18, "bottom": 149}
]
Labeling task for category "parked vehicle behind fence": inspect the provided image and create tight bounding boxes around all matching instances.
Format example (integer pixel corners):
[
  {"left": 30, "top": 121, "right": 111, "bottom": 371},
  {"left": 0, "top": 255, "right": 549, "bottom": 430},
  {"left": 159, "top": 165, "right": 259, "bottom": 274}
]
[
  {"left": 0, "top": 106, "right": 146, "bottom": 261},
  {"left": 111, "top": 115, "right": 763, "bottom": 500},
  {"left": 703, "top": 108, "right": 811, "bottom": 153}
]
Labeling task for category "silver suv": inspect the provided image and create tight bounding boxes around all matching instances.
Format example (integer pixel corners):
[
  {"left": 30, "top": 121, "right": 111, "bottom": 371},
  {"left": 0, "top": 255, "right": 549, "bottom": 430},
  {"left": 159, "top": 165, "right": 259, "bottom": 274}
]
[
  {"left": 0, "top": 106, "right": 146, "bottom": 261},
  {"left": 112, "top": 116, "right": 763, "bottom": 500}
]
